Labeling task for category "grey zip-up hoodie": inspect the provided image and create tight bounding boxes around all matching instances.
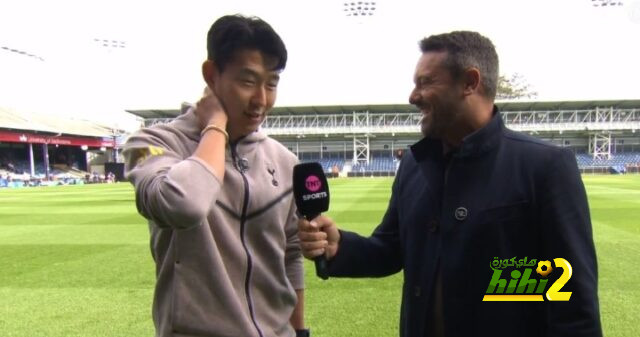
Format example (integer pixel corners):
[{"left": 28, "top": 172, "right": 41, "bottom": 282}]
[{"left": 123, "top": 109, "right": 303, "bottom": 337}]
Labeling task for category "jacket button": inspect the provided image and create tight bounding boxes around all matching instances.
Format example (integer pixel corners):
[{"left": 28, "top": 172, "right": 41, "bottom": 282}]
[
  {"left": 454, "top": 207, "right": 468, "bottom": 221},
  {"left": 428, "top": 219, "right": 439, "bottom": 233},
  {"left": 414, "top": 286, "right": 421, "bottom": 297}
]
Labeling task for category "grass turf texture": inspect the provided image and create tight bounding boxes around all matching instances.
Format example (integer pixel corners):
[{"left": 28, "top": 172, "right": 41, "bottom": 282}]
[{"left": 0, "top": 175, "right": 638, "bottom": 336}]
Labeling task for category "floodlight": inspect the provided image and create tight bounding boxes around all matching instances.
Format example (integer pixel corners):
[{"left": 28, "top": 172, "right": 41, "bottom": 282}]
[
  {"left": 0, "top": 45, "right": 45, "bottom": 61},
  {"left": 92, "top": 38, "right": 127, "bottom": 53},
  {"left": 343, "top": 1, "right": 377, "bottom": 17},
  {"left": 591, "top": 0, "right": 624, "bottom": 7}
]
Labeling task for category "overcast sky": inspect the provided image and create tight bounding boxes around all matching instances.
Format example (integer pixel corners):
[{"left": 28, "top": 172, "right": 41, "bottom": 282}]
[{"left": 1, "top": 0, "right": 639, "bottom": 130}]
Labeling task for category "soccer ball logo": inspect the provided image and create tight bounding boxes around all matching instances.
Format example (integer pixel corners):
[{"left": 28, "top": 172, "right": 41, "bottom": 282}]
[{"left": 536, "top": 260, "right": 553, "bottom": 277}]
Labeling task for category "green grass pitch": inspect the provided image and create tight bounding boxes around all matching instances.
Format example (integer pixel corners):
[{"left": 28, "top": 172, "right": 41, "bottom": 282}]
[{"left": 0, "top": 175, "right": 638, "bottom": 336}]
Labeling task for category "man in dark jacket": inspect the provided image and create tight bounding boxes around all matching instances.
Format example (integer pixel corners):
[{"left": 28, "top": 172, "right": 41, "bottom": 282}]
[{"left": 298, "top": 31, "right": 601, "bottom": 337}]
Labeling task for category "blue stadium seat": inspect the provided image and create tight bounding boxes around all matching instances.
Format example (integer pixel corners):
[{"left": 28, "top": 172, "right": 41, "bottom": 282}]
[{"left": 575, "top": 152, "right": 640, "bottom": 168}]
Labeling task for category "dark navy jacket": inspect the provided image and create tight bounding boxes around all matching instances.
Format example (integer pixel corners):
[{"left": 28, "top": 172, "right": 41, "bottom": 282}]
[{"left": 327, "top": 110, "right": 602, "bottom": 337}]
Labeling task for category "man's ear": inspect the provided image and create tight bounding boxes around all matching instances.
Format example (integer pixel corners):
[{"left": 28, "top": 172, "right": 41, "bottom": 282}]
[
  {"left": 202, "top": 60, "right": 218, "bottom": 89},
  {"left": 462, "top": 67, "right": 481, "bottom": 97}
]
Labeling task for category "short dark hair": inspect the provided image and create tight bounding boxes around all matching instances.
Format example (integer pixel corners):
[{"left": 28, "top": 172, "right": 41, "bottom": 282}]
[
  {"left": 419, "top": 31, "right": 498, "bottom": 100},
  {"left": 207, "top": 14, "right": 287, "bottom": 72}
]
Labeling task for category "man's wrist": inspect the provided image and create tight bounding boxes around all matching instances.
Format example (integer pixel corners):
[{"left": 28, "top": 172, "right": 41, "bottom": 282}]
[{"left": 295, "top": 328, "right": 310, "bottom": 337}]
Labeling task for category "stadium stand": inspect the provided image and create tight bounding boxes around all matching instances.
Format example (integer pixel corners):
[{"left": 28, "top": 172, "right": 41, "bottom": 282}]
[
  {"left": 300, "top": 158, "right": 345, "bottom": 173},
  {"left": 351, "top": 157, "right": 397, "bottom": 173},
  {"left": 576, "top": 152, "right": 640, "bottom": 173},
  {"left": 0, "top": 105, "right": 127, "bottom": 187},
  {"left": 127, "top": 100, "right": 640, "bottom": 177}
]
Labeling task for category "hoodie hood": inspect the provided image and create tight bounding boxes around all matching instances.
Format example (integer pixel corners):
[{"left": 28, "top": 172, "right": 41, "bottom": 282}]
[
  {"left": 170, "top": 107, "right": 268, "bottom": 162},
  {"left": 172, "top": 107, "right": 268, "bottom": 144}
]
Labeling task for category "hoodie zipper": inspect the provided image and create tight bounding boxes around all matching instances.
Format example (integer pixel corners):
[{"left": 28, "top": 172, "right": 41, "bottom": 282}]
[{"left": 230, "top": 142, "right": 264, "bottom": 337}]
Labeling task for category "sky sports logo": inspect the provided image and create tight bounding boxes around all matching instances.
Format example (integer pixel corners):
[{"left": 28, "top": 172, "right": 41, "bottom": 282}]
[{"left": 483, "top": 256, "right": 573, "bottom": 302}]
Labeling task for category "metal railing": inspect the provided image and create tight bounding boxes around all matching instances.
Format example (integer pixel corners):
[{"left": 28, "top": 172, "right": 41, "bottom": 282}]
[{"left": 143, "top": 107, "right": 640, "bottom": 135}]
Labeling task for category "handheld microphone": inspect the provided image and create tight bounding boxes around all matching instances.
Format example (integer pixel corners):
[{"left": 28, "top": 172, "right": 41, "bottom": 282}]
[{"left": 292, "top": 162, "right": 330, "bottom": 280}]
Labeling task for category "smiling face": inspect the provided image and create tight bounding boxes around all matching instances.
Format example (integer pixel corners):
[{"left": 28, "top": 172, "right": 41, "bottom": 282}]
[
  {"left": 208, "top": 48, "right": 281, "bottom": 141},
  {"left": 409, "top": 51, "right": 465, "bottom": 140}
]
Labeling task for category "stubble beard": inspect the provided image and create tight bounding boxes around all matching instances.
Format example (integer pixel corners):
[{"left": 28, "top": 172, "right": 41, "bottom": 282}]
[{"left": 420, "top": 112, "right": 443, "bottom": 139}]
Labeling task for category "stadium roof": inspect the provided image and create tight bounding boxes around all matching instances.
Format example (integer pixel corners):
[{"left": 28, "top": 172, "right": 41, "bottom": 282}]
[
  {"left": 495, "top": 99, "right": 640, "bottom": 111},
  {"left": 1, "top": 106, "right": 125, "bottom": 137},
  {"left": 127, "top": 99, "right": 640, "bottom": 120},
  {"left": 124, "top": 108, "right": 185, "bottom": 120}
]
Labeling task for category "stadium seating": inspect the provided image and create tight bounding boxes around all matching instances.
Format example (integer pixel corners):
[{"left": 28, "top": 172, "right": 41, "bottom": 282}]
[
  {"left": 300, "top": 158, "right": 345, "bottom": 173},
  {"left": 575, "top": 152, "right": 640, "bottom": 168},
  {"left": 351, "top": 157, "right": 398, "bottom": 173},
  {"left": 299, "top": 152, "right": 640, "bottom": 177}
]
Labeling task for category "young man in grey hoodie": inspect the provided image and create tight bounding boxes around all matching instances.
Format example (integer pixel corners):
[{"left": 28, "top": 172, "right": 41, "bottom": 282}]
[{"left": 123, "top": 15, "right": 308, "bottom": 337}]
